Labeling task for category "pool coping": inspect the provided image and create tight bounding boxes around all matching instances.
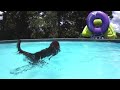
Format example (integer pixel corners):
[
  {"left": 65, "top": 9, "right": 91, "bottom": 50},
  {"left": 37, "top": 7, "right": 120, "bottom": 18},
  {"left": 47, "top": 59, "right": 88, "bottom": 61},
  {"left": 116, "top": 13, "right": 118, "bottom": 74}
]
[{"left": 1, "top": 38, "right": 120, "bottom": 43}]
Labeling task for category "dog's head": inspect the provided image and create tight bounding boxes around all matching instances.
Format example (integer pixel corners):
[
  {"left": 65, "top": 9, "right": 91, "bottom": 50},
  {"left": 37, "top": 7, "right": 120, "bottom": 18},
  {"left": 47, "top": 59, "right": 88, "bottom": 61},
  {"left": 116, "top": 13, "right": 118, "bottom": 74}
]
[{"left": 50, "top": 40, "right": 60, "bottom": 52}]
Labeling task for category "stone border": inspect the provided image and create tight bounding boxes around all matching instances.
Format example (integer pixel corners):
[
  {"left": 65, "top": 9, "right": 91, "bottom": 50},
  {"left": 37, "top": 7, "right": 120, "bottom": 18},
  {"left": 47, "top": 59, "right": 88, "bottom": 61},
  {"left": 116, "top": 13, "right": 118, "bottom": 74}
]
[{"left": 0, "top": 38, "right": 120, "bottom": 43}]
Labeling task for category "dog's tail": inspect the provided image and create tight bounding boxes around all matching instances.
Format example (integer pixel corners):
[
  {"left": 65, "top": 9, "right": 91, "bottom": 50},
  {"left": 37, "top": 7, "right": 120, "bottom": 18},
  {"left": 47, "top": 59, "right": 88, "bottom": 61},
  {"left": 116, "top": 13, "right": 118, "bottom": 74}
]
[
  {"left": 17, "top": 39, "right": 33, "bottom": 59},
  {"left": 17, "top": 39, "right": 23, "bottom": 53}
]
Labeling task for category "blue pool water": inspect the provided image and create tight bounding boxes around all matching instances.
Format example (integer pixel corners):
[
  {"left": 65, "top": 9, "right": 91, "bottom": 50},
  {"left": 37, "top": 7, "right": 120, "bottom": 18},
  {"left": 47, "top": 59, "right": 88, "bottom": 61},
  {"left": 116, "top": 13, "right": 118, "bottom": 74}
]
[{"left": 1, "top": 41, "right": 120, "bottom": 79}]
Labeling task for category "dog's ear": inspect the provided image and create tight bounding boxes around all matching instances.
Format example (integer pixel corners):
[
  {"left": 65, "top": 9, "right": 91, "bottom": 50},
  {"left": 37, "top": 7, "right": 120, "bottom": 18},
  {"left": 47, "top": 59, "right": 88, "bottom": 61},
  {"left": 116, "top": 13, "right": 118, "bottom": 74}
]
[{"left": 52, "top": 41, "right": 60, "bottom": 47}]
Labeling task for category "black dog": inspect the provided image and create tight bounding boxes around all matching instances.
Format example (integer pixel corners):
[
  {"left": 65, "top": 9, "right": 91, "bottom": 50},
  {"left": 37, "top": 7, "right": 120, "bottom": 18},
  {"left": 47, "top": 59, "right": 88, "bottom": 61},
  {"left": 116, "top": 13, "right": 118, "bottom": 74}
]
[{"left": 17, "top": 39, "right": 60, "bottom": 64}]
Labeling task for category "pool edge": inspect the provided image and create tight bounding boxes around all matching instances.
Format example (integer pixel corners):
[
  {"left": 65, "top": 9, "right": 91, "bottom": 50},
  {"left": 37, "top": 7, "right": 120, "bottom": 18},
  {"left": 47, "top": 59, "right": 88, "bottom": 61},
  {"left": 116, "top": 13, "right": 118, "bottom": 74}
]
[{"left": 1, "top": 38, "right": 120, "bottom": 43}]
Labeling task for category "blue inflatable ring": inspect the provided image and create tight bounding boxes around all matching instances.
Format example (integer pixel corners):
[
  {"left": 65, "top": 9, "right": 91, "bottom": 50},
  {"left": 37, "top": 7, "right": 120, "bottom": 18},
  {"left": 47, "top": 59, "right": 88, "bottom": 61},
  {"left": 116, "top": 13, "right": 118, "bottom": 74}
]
[{"left": 86, "top": 11, "right": 110, "bottom": 35}]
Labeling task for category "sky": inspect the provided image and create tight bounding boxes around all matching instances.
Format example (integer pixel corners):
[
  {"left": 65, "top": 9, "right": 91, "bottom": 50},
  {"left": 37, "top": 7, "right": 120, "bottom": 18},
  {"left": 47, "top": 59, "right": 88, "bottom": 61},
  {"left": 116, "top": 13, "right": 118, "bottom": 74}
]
[
  {"left": 0, "top": 11, "right": 3, "bottom": 14},
  {"left": 0, "top": 11, "right": 3, "bottom": 20},
  {"left": 110, "top": 11, "right": 120, "bottom": 33}
]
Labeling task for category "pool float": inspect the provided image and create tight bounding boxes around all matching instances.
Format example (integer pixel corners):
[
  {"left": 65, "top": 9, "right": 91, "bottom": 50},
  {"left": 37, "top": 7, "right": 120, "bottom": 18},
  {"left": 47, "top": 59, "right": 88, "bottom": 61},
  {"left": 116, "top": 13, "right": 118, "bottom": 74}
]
[{"left": 81, "top": 11, "right": 117, "bottom": 39}]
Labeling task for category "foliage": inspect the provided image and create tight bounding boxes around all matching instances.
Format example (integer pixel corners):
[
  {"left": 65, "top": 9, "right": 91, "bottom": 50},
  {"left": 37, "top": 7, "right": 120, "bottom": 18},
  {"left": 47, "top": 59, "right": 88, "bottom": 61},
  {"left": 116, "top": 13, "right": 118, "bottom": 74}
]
[{"left": 0, "top": 11, "right": 113, "bottom": 40}]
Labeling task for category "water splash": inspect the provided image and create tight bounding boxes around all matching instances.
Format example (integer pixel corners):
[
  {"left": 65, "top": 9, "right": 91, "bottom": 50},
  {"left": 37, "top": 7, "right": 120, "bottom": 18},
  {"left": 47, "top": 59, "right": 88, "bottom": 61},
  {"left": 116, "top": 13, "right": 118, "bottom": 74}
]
[{"left": 10, "top": 59, "right": 48, "bottom": 75}]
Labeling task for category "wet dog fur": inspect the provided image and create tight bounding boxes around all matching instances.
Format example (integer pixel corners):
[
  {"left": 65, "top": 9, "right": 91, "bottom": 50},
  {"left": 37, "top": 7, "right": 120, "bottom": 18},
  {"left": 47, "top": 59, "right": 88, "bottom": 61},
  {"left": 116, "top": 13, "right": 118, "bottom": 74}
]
[{"left": 17, "top": 39, "right": 60, "bottom": 64}]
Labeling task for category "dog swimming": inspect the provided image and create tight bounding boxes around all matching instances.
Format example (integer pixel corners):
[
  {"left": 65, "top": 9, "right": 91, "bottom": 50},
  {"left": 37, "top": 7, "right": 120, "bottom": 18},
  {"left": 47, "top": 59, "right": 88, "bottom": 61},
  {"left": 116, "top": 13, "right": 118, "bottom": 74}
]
[{"left": 17, "top": 39, "right": 60, "bottom": 64}]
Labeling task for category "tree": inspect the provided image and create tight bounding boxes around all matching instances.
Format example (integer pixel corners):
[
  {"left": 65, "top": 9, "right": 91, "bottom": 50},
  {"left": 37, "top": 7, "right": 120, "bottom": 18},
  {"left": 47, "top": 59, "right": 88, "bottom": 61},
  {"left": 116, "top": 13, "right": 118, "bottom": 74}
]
[{"left": 0, "top": 11, "right": 113, "bottom": 40}]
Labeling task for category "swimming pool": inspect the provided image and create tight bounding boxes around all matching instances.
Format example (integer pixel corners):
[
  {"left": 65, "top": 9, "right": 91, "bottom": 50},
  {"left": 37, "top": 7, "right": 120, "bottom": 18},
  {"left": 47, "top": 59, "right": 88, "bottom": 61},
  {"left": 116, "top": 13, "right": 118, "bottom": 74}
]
[{"left": 1, "top": 40, "right": 120, "bottom": 79}]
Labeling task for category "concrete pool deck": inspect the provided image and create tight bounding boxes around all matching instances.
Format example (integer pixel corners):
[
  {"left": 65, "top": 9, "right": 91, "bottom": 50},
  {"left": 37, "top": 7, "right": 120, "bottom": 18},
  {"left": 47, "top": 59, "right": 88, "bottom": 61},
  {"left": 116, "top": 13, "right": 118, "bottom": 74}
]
[{"left": 0, "top": 38, "right": 120, "bottom": 43}]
